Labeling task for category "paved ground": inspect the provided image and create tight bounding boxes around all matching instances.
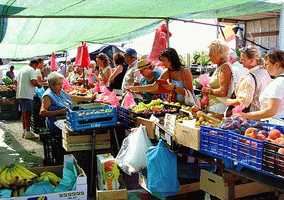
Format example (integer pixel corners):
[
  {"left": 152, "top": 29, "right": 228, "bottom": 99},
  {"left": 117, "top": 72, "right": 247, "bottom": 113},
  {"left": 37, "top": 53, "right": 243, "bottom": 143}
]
[{"left": 0, "top": 119, "right": 44, "bottom": 169}]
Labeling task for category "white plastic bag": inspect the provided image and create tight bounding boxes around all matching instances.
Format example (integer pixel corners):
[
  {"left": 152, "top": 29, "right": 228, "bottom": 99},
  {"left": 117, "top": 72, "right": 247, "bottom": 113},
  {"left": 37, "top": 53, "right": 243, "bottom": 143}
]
[{"left": 115, "top": 125, "right": 153, "bottom": 175}]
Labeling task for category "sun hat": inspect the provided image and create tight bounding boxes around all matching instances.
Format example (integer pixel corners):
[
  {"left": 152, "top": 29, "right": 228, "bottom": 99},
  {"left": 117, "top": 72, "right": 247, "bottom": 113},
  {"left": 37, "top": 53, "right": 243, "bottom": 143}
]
[
  {"left": 125, "top": 48, "right": 137, "bottom": 58},
  {"left": 135, "top": 59, "right": 151, "bottom": 72}
]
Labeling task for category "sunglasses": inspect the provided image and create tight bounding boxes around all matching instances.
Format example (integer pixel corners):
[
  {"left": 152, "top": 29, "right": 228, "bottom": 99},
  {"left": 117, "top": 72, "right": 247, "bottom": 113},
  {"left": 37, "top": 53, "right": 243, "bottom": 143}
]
[{"left": 244, "top": 46, "right": 253, "bottom": 59}]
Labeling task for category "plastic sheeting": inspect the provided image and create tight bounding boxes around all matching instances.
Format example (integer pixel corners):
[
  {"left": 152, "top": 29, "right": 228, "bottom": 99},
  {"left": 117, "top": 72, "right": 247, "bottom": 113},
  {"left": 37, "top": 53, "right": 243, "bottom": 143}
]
[{"left": 0, "top": 0, "right": 282, "bottom": 59}]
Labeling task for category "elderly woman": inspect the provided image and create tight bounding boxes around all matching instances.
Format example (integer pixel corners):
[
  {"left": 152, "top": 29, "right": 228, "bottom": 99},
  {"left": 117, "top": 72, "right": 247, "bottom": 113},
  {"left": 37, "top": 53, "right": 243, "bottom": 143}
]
[
  {"left": 40, "top": 72, "right": 94, "bottom": 164},
  {"left": 236, "top": 49, "right": 284, "bottom": 120},
  {"left": 127, "top": 48, "right": 193, "bottom": 104},
  {"left": 202, "top": 40, "right": 234, "bottom": 113},
  {"left": 227, "top": 45, "right": 271, "bottom": 114},
  {"left": 92, "top": 53, "right": 111, "bottom": 87}
]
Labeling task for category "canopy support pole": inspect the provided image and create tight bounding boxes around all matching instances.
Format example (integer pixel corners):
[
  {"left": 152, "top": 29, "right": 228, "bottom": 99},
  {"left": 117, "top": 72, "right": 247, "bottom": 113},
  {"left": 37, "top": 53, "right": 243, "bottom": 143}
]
[
  {"left": 166, "top": 18, "right": 170, "bottom": 48},
  {"left": 279, "top": 9, "right": 284, "bottom": 51}
]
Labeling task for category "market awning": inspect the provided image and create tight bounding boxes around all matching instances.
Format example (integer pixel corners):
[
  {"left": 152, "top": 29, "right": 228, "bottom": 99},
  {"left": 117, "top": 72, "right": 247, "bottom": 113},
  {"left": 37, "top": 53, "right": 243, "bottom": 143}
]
[{"left": 0, "top": 0, "right": 283, "bottom": 59}]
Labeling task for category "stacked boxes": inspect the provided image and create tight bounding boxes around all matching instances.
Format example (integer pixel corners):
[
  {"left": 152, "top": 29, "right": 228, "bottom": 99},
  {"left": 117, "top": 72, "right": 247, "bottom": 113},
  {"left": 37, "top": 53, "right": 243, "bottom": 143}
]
[
  {"left": 62, "top": 122, "right": 111, "bottom": 151},
  {"left": 97, "top": 153, "right": 120, "bottom": 190}
]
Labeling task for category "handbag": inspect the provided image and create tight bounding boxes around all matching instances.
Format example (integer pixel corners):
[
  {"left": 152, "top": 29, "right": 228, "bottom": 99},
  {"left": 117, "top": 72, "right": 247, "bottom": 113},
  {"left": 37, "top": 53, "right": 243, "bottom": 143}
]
[{"left": 225, "top": 73, "right": 256, "bottom": 117}]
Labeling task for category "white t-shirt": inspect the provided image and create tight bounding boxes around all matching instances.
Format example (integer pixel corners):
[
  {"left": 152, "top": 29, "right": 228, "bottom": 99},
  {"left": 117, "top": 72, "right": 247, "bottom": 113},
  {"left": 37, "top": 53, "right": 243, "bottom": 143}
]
[
  {"left": 15, "top": 65, "right": 37, "bottom": 100},
  {"left": 259, "top": 76, "right": 284, "bottom": 118},
  {"left": 35, "top": 69, "right": 42, "bottom": 79},
  {"left": 231, "top": 61, "right": 248, "bottom": 88}
]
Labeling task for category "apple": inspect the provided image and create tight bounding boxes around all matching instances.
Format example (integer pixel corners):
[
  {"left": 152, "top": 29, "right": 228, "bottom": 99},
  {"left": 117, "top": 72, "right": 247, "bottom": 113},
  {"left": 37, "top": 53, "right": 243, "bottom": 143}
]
[
  {"left": 268, "top": 129, "right": 282, "bottom": 140},
  {"left": 256, "top": 133, "right": 266, "bottom": 141},
  {"left": 278, "top": 148, "right": 284, "bottom": 154},
  {"left": 245, "top": 127, "right": 258, "bottom": 139}
]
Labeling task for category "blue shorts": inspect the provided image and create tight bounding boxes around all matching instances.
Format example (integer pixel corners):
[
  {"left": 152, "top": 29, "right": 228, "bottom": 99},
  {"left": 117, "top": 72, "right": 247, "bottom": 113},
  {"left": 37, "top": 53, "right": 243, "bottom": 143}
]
[{"left": 18, "top": 99, "right": 33, "bottom": 112}]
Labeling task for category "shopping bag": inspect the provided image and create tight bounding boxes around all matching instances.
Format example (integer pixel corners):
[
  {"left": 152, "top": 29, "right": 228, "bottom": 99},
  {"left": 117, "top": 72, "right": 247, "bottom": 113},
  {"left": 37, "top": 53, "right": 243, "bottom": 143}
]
[
  {"left": 74, "top": 43, "right": 91, "bottom": 68},
  {"left": 121, "top": 91, "right": 137, "bottom": 109},
  {"left": 115, "top": 125, "right": 153, "bottom": 175},
  {"left": 199, "top": 74, "right": 210, "bottom": 107},
  {"left": 184, "top": 89, "right": 201, "bottom": 107},
  {"left": 50, "top": 53, "right": 58, "bottom": 71},
  {"left": 93, "top": 82, "right": 101, "bottom": 93},
  {"left": 87, "top": 68, "right": 94, "bottom": 84},
  {"left": 62, "top": 78, "right": 71, "bottom": 90},
  {"left": 146, "top": 139, "right": 180, "bottom": 198},
  {"left": 148, "top": 24, "right": 172, "bottom": 66},
  {"left": 34, "top": 87, "right": 45, "bottom": 99},
  {"left": 106, "top": 92, "right": 120, "bottom": 106}
]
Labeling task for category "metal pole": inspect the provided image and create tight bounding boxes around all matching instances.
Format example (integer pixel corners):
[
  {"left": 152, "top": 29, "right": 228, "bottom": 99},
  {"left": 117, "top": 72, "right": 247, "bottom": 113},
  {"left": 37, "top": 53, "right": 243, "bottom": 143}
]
[
  {"left": 279, "top": 9, "right": 284, "bottom": 50},
  {"left": 166, "top": 18, "right": 170, "bottom": 48}
]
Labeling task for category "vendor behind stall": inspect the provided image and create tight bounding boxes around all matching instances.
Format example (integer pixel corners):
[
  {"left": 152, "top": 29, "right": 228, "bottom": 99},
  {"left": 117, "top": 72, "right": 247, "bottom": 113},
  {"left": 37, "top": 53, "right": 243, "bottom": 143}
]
[
  {"left": 126, "top": 48, "right": 193, "bottom": 104},
  {"left": 40, "top": 72, "right": 95, "bottom": 164},
  {"left": 126, "top": 59, "right": 164, "bottom": 103}
]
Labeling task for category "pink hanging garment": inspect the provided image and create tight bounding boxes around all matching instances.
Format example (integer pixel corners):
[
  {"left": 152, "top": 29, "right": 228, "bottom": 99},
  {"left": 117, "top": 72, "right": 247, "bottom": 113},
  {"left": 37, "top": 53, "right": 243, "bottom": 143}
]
[{"left": 50, "top": 53, "right": 58, "bottom": 71}]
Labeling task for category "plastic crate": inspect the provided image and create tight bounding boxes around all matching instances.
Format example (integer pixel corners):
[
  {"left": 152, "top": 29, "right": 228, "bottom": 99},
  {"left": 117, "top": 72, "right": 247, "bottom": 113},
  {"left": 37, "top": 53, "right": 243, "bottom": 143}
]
[
  {"left": 262, "top": 141, "right": 284, "bottom": 177},
  {"left": 0, "top": 90, "right": 16, "bottom": 98},
  {"left": 177, "top": 162, "right": 216, "bottom": 179},
  {"left": 39, "top": 129, "right": 66, "bottom": 166},
  {"left": 227, "top": 121, "right": 282, "bottom": 171},
  {"left": 0, "top": 98, "right": 17, "bottom": 111},
  {"left": 117, "top": 105, "right": 137, "bottom": 125},
  {"left": 200, "top": 126, "right": 229, "bottom": 159},
  {"left": 117, "top": 113, "right": 137, "bottom": 128},
  {"left": 66, "top": 104, "right": 117, "bottom": 131}
]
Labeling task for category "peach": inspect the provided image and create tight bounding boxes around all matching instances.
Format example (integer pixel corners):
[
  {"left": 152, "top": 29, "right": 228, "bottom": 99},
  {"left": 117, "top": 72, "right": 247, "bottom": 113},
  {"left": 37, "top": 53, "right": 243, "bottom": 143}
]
[
  {"left": 274, "top": 138, "right": 284, "bottom": 144},
  {"left": 256, "top": 133, "right": 266, "bottom": 141},
  {"left": 245, "top": 127, "right": 258, "bottom": 139},
  {"left": 278, "top": 140, "right": 284, "bottom": 146},
  {"left": 278, "top": 148, "right": 284, "bottom": 154},
  {"left": 268, "top": 129, "right": 282, "bottom": 140}
]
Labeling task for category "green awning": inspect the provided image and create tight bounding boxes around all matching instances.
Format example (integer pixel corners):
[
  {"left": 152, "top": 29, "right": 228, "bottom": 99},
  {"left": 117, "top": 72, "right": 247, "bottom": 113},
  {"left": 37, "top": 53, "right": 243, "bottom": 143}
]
[{"left": 0, "top": 0, "right": 283, "bottom": 59}]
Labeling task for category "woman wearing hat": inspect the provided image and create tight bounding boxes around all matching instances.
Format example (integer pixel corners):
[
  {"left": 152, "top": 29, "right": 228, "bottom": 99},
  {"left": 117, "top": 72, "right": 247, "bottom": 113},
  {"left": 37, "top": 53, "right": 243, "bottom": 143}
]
[
  {"left": 127, "top": 59, "right": 163, "bottom": 103},
  {"left": 127, "top": 48, "right": 193, "bottom": 104}
]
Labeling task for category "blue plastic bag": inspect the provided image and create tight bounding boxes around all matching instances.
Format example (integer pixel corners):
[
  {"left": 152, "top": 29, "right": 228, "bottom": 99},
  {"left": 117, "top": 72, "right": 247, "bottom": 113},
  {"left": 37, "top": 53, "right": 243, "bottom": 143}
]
[
  {"left": 34, "top": 86, "right": 45, "bottom": 99},
  {"left": 146, "top": 139, "right": 180, "bottom": 198}
]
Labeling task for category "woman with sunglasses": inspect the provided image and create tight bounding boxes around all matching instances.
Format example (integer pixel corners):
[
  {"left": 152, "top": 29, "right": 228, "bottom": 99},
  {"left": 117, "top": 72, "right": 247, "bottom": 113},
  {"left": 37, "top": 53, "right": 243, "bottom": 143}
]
[
  {"left": 227, "top": 45, "right": 271, "bottom": 114},
  {"left": 236, "top": 49, "right": 284, "bottom": 120}
]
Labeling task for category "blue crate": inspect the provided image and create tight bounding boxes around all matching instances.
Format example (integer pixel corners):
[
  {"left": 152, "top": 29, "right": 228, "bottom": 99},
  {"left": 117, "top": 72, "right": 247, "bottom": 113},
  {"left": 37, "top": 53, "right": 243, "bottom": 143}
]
[
  {"left": 66, "top": 104, "right": 117, "bottom": 131},
  {"left": 227, "top": 131, "right": 264, "bottom": 171},
  {"left": 200, "top": 126, "right": 229, "bottom": 159}
]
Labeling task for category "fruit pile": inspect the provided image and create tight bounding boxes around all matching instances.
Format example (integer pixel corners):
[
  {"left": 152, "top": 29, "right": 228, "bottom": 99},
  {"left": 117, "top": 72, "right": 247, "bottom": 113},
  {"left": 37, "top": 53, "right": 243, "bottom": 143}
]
[{"left": 0, "top": 164, "right": 62, "bottom": 197}]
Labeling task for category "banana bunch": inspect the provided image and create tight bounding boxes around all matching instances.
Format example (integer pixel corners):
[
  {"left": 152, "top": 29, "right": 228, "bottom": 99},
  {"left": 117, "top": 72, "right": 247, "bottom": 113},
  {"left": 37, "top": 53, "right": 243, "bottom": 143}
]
[
  {"left": 11, "top": 186, "right": 29, "bottom": 197},
  {"left": 0, "top": 164, "right": 37, "bottom": 189},
  {"left": 36, "top": 171, "right": 62, "bottom": 187}
]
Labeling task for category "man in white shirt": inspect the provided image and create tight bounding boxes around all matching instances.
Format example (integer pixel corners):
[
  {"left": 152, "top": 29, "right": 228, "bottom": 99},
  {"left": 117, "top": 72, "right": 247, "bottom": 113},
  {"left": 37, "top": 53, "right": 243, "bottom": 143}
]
[
  {"left": 15, "top": 59, "right": 42, "bottom": 139},
  {"left": 229, "top": 51, "right": 248, "bottom": 88}
]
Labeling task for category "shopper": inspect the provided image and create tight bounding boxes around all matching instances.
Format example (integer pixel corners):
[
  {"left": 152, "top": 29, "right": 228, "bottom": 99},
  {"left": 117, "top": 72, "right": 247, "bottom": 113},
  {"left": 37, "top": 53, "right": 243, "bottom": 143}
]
[
  {"left": 228, "top": 51, "right": 248, "bottom": 88},
  {"left": 236, "top": 49, "right": 284, "bottom": 120},
  {"left": 109, "top": 52, "right": 128, "bottom": 91},
  {"left": 127, "top": 59, "right": 163, "bottom": 103},
  {"left": 127, "top": 48, "right": 193, "bottom": 104},
  {"left": 15, "top": 59, "right": 42, "bottom": 139},
  {"left": 36, "top": 58, "right": 47, "bottom": 83},
  {"left": 227, "top": 45, "right": 271, "bottom": 114},
  {"left": 202, "top": 40, "right": 234, "bottom": 113},
  {"left": 40, "top": 72, "right": 95, "bottom": 164},
  {"left": 121, "top": 48, "right": 139, "bottom": 92},
  {"left": 92, "top": 53, "right": 111, "bottom": 87}
]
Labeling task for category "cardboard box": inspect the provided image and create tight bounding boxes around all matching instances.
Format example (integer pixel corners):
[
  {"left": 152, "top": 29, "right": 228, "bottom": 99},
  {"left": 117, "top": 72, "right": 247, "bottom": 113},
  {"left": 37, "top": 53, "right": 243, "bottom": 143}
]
[
  {"left": 175, "top": 123, "right": 200, "bottom": 150},
  {"left": 97, "top": 153, "right": 120, "bottom": 190},
  {"left": 63, "top": 139, "right": 110, "bottom": 151},
  {"left": 137, "top": 117, "right": 156, "bottom": 139},
  {"left": 62, "top": 123, "right": 111, "bottom": 151},
  {"left": 200, "top": 170, "right": 274, "bottom": 200},
  {"left": 3, "top": 155, "right": 87, "bottom": 200},
  {"left": 96, "top": 175, "right": 127, "bottom": 200}
]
